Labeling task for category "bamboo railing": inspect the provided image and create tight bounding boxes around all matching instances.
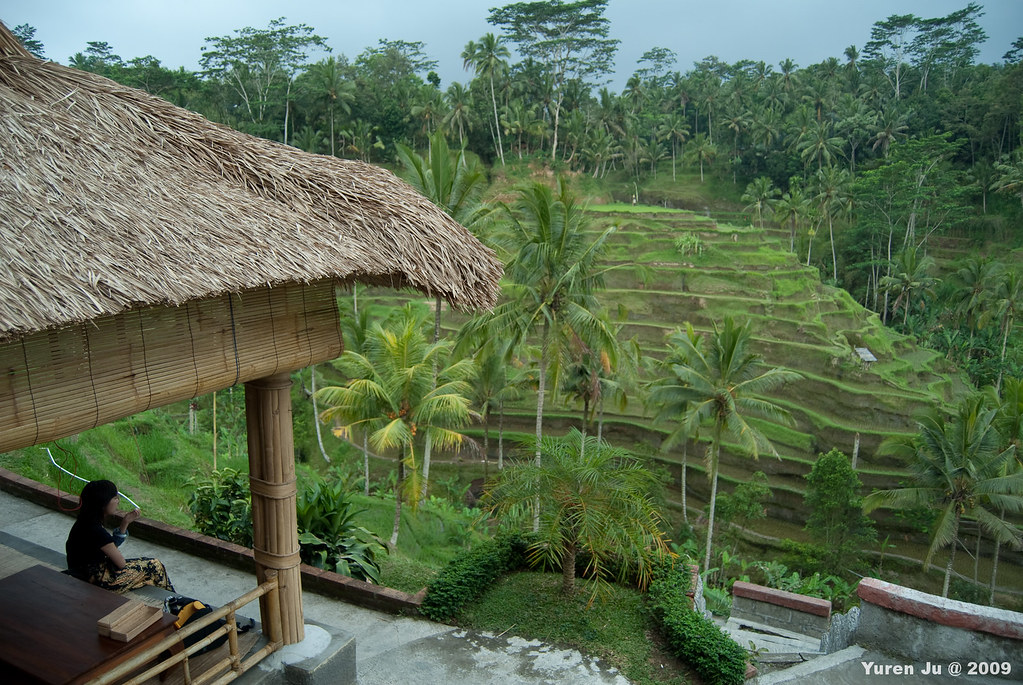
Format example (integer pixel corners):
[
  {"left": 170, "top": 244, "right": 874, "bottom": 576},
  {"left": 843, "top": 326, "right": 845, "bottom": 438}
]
[{"left": 89, "top": 571, "right": 282, "bottom": 685}]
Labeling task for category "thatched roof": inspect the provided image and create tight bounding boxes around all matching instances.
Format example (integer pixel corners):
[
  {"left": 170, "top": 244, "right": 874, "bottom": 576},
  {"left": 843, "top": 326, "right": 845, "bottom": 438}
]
[{"left": 0, "top": 23, "right": 502, "bottom": 343}]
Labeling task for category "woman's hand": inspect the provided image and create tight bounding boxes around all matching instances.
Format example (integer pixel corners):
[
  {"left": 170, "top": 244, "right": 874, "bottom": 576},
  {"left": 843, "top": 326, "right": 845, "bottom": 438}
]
[{"left": 119, "top": 508, "right": 140, "bottom": 533}]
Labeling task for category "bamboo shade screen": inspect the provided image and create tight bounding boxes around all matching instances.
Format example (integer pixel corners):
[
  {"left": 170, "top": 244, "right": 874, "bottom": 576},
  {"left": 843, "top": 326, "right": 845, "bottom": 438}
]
[{"left": 0, "top": 279, "right": 342, "bottom": 454}]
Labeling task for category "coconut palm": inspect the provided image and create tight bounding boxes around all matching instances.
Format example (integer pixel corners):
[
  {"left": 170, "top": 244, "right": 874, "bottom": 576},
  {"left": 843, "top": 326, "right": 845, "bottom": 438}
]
[
  {"left": 689, "top": 133, "right": 717, "bottom": 183},
  {"left": 991, "top": 151, "right": 1023, "bottom": 208},
  {"left": 868, "top": 396, "right": 1023, "bottom": 597},
  {"left": 316, "top": 305, "right": 478, "bottom": 547},
  {"left": 811, "top": 164, "right": 853, "bottom": 283},
  {"left": 442, "top": 81, "right": 473, "bottom": 149},
  {"left": 772, "top": 180, "right": 811, "bottom": 253},
  {"left": 741, "top": 176, "right": 779, "bottom": 229},
  {"left": 646, "top": 323, "right": 706, "bottom": 524},
  {"left": 657, "top": 113, "right": 690, "bottom": 181},
  {"left": 878, "top": 246, "right": 939, "bottom": 326},
  {"left": 462, "top": 33, "right": 509, "bottom": 166},
  {"left": 396, "top": 130, "right": 492, "bottom": 495},
  {"left": 460, "top": 179, "right": 617, "bottom": 474},
  {"left": 655, "top": 318, "right": 801, "bottom": 573},
  {"left": 980, "top": 266, "right": 1023, "bottom": 393},
  {"left": 987, "top": 377, "right": 1023, "bottom": 603},
  {"left": 306, "top": 56, "right": 354, "bottom": 156},
  {"left": 483, "top": 428, "right": 671, "bottom": 602}
]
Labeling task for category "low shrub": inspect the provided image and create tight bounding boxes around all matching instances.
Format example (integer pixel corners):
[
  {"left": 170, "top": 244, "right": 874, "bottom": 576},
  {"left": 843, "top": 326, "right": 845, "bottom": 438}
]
[
  {"left": 420, "top": 531, "right": 533, "bottom": 622},
  {"left": 647, "top": 558, "right": 747, "bottom": 685}
]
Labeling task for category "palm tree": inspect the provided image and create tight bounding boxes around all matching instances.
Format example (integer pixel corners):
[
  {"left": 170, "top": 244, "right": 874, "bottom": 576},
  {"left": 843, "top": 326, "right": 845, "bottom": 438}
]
[
  {"left": 878, "top": 246, "right": 938, "bottom": 326},
  {"left": 316, "top": 306, "right": 478, "bottom": 547},
  {"left": 337, "top": 301, "right": 374, "bottom": 495},
  {"left": 461, "top": 179, "right": 617, "bottom": 473},
  {"left": 868, "top": 396, "right": 1023, "bottom": 597},
  {"left": 988, "top": 377, "right": 1023, "bottom": 603},
  {"left": 462, "top": 33, "right": 510, "bottom": 166},
  {"left": 980, "top": 266, "right": 1023, "bottom": 393},
  {"left": 471, "top": 334, "right": 521, "bottom": 473},
  {"left": 483, "top": 428, "right": 671, "bottom": 602},
  {"left": 396, "top": 131, "right": 490, "bottom": 497},
  {"left": 306, "top": 56, "right": 354, "bottom": 156},
  {"left": 442, "top": 82, "right": 473, "bottom": 149},
  {"left": 741, "top": 176, "right": 779, "bottom": 228},
  {"left": 658, "top": 113, "right": 690, "bottom": 181},
  {"left": 991, "top": 151, "right": 1023, "bottom": 208},
  {"left": 772, "top": 180, "right": 811, "bottom": 253},
  {"left": 689, "top": 133, "right": 717, "bottom": 183},
  {"left": 646, "top": 323, "right": 705, "bottom": 524},
  {"left": 656, "top": 318, "right": 801, "bottom": 573},
  {"left": 812, "top": 164, "right": 853, "bottom": 283},
  {"left": 871, "top": 105, "right": 910, "bottom": 158},
  {"left": 797, "top": 119, "right": 844, "bottom": 171}
]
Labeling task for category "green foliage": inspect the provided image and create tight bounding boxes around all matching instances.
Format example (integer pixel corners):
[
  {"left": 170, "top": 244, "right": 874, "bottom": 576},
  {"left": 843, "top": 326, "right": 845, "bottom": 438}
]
[
  {"left": 187, "top": 468, "right": 253, "bottom": 547},
  {"left": 673, "top": 233, "right": 702, "bottom": 258},
  {"left": 803, "top": 449, "right": 876, "bottom": 574},
  {"left": 295, "top": 470, "right": 387, "bottom": 583},
  {"left": 483, "top": 429, "right": 672, "bottom": 601},
  {"left": 420, "top": 531, "right": 533, "bottom": 622},
  {"left": 647, "top": 558, "right": 747, "bottom": 685}
]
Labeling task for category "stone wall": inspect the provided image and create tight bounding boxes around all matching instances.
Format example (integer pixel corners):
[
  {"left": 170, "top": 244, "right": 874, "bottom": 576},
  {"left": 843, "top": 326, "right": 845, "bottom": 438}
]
[
  {"left": 730, "top": 581, "right": 832, "bottom": 638},
  {"left": 856, "top": 577, "right": 1023, "bottom": 672}
]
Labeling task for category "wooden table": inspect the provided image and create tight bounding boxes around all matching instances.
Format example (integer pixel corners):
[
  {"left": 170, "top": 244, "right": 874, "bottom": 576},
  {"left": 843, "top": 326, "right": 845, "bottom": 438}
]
[{"left": 0, "top": 564, "right": 177, "bottom": 684}]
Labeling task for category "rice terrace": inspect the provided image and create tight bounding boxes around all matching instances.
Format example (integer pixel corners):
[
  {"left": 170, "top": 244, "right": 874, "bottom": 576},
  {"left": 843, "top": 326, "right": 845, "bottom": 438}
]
[{"left": 1, "top": 1, "right": 1022, "bottom": 683}]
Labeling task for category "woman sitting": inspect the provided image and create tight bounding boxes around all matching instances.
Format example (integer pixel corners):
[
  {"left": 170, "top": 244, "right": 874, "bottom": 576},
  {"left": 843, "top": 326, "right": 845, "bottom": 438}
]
[{"left": 65, "top": 479, "right": 174, "bottom": 593}]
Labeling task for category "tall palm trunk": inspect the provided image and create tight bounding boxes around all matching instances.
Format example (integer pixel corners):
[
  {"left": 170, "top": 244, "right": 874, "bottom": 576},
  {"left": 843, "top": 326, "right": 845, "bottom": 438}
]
[
  {"left": 681, "top": 440, "right": 689, "bottom": 524},
  {"left": 489, "top": 74, "right": 505, "bottom": 166},
  {"left": 990, "top": 538, "right": 1001, "bottom": 605},
  {"left": 483, "top": 410, "right": 490, "bottom": 478},
  {"left": 703, "top": 426, "right": 723, "bottom": 574},
  {"left": 498, "top": 400, "right": 505, "bottom": 470},
  {"left": 534, "top": 318, "right": 550, "bottom": 532},
  {"left": 941, "top": 513, "right": 961, "bottom": 598},
  {"left": 828, "top": 214, "right": 838, "bottom": 282},
  {"left": 363, "top": 431, "right": 370, "bottom": 496},
  {"left": 310, "top": 365, "right": 330, "bottom": 463},
  {"left": 390, "top": 448, "right": 405, "bottom": 548},
  {"left": 420, "top": 436, "right": 433, "bottom": 502}
]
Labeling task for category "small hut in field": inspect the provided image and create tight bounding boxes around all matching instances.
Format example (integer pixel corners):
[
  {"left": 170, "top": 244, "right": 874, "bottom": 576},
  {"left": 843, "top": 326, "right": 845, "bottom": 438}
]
[{"left": 0, "top": 22, "right": 501, "bottom": 645}]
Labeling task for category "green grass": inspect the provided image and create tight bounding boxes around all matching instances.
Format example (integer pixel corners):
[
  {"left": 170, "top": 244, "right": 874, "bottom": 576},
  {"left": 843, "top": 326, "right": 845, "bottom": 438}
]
[{"left": 459, "top": 571, "right": 690, "bottom": 685}]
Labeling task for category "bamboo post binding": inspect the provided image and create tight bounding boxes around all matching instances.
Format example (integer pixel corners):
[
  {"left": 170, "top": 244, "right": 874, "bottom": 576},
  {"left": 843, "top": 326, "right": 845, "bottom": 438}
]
[{"left": 244, "top": 372, "right": 304, "bottom": 645}]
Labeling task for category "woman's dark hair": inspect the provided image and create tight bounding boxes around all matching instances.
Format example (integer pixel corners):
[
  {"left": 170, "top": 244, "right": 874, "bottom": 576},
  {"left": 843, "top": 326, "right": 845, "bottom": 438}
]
[{"left": 78, "top": 480, "right": 118, "bottom": 521}]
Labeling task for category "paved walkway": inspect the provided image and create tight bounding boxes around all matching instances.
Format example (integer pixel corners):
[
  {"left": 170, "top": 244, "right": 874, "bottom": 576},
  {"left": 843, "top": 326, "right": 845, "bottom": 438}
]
[{"left": 0, "top": 487, "right": 629, "bottom": 684}]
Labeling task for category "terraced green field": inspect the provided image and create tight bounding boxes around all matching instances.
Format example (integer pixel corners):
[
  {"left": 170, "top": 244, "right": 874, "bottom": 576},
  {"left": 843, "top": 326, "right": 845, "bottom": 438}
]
[{"left": 356, "top": 205, "right": 1023, "bottom": 583}]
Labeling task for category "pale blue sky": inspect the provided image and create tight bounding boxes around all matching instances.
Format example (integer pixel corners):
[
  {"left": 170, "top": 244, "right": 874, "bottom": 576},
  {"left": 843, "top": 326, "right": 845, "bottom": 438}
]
[{"left": 3, "top": 1, "right": 1021, "bottom": 90}]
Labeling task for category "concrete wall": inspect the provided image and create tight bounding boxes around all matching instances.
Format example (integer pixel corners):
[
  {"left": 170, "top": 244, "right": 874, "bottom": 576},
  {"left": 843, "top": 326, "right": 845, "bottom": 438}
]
[
  {"left": 856, "top": 577, "right": 1023, "bottom": 675},
  {"left": 730, "top": 581, "right": 832, "bottom": 639}
]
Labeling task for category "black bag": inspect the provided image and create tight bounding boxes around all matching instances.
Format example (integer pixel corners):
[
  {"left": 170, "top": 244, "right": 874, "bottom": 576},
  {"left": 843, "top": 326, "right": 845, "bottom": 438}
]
[{"left": 164, "top": 595, "right": 229, "bottom": 655}]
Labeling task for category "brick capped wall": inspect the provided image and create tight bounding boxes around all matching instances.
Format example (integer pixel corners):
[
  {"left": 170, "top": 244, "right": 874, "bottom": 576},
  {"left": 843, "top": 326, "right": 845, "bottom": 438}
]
[{"left": 730, "top": 580, "right": 832, "bottom": 638}]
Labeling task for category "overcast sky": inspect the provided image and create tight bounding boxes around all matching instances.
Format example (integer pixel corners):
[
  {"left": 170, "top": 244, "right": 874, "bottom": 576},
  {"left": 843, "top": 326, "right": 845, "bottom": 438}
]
[{"left": 4, "top": 1, "right": 1021, "bottom": 90}]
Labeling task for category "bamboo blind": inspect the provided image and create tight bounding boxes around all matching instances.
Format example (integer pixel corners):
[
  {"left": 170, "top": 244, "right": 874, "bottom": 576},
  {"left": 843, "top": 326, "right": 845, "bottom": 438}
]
[{"left": 0, "top": 279, "right": 343, "bottom": 454}]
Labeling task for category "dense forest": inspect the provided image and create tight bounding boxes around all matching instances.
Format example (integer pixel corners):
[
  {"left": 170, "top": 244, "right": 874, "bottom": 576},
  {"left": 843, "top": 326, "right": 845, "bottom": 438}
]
[{"left": 12, "top": 3, "right": 1023, "bottom": 388}]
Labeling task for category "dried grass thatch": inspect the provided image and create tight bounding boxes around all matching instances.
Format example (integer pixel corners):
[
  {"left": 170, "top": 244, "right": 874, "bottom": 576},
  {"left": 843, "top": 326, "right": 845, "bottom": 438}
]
[{"left": 0, "top": 22, "right": 502, "bottom": 343}]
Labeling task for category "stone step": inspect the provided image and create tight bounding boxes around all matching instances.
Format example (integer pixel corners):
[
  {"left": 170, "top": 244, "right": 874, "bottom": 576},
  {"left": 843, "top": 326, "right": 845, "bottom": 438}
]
[{"left": 724, "top": 623, "right": 822, "bottom": 656}]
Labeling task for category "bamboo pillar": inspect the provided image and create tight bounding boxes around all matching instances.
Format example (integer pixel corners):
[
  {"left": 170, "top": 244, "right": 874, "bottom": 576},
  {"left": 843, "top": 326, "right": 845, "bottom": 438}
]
[{"left": 245, "top": 373, "right": 304, "bottom": 645}]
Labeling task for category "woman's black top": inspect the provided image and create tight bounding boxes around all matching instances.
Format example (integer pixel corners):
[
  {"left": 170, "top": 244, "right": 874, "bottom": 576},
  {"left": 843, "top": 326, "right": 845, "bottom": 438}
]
[{"left": 66, "top": 519, "right": 115, "bottom": 578}]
